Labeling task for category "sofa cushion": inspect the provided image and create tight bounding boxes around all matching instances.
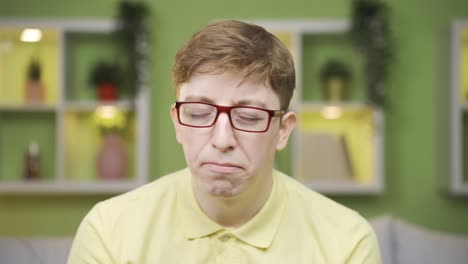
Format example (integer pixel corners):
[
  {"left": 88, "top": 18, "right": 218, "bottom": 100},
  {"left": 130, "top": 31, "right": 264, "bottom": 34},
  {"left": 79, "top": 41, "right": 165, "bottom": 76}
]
[
  {"left": 369, "top": 215, "right": 395, "bottom": 264},
  {"left": 394, "top": 219, "right": 468, "bottom": 264},
  {"left": 0, "top": 237, "right": 73, "bottom": 264}
]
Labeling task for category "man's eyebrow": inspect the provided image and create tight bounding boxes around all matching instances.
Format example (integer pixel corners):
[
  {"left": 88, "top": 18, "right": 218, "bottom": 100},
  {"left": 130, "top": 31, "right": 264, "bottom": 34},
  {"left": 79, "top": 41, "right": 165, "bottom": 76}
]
[
  {"left": 182, "top": 96, "right": 268, "bottom": 108},
  {"left": 183, "top": 96, "right": 214, "bottom": 103},
  {"left": 234, "top": 100, "right": 267, "bottom": 108}
]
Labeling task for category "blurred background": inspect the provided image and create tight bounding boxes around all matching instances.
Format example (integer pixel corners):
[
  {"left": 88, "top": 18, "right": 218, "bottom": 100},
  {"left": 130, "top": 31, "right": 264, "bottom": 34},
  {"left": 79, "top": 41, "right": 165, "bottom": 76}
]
[{"left": 0, "top": 0, "right": 467, "bottom": 245}]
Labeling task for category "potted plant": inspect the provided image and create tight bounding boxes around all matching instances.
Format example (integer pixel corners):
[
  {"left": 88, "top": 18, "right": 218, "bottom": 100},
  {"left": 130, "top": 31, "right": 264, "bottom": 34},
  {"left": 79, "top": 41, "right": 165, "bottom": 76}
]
[
  {"left": 320, "top": 59, "right": 351, "bottom": 102},
  {"left": 89, "top": 61, "right": 122, "bottom": 101},
  {"left": 350, "top": 0, "right": 392, "bottom": 107}
]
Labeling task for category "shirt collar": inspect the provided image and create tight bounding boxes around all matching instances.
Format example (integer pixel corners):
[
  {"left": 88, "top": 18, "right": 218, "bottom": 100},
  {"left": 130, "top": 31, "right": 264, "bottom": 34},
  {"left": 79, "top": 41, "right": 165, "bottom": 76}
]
[
  {"left": 232, "top": 170, "right": 287, "bottom": 249},
  {"left": 177, "top": 169, "right": 287, "bottom": 249}
]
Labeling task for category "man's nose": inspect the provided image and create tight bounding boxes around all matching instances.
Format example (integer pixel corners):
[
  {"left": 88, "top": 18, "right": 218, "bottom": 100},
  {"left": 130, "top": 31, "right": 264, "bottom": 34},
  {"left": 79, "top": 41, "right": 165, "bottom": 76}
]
[{"left": 210, "top": 112, "right": 237, "bottom": 152}]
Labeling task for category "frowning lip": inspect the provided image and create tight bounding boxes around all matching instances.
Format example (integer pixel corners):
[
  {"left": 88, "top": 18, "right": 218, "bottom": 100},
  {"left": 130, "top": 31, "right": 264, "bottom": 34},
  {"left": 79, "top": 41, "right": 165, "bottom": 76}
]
[{"left": 202, "top": 162, "right": 244, "bottom": 173}]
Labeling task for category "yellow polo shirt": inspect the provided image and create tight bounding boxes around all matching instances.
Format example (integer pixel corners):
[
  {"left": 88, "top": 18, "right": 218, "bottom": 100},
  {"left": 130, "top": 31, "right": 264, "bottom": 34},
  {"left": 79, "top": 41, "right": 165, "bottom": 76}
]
[{"left": 68, "top": 168, "right": 381, "bottom": 263}]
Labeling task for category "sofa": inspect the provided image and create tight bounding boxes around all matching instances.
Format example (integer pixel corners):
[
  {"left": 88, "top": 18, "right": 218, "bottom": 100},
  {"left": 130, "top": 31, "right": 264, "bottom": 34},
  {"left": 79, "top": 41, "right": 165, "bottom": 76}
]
[
  {"left": 0, "top": 237, "right": 72, "bottom": 264},
  {"left": 370, "top": 215, "right": 468, "bottom": 264},
  {"left": 1, "top": 215, "right": 467, "bottom": 264}
]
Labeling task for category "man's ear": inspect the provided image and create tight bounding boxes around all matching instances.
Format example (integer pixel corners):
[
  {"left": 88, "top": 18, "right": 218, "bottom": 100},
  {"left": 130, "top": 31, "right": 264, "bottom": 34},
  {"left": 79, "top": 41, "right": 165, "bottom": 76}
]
[
  {"left": 170, "top": 104, "right": 182, "bottom": 144},
  {"left": 276, "top": 111, "right": 297, "bottom": 151}
]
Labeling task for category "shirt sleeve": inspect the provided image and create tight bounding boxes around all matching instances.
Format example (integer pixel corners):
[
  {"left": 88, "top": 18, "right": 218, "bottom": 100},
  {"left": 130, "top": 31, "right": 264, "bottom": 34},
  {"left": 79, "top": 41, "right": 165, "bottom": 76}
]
[
  {"left": 346, "top": 226, "right": 382, "bottom": 264},
  {"left": 67, "top": 204, "right": 115, "bottom": 264}
]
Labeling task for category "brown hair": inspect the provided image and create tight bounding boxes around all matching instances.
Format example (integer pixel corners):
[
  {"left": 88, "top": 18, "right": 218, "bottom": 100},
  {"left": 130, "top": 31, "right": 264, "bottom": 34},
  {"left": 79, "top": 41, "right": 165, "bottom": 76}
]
[{"left": 172, "top": 20, "right": 295, "bottom": 110}]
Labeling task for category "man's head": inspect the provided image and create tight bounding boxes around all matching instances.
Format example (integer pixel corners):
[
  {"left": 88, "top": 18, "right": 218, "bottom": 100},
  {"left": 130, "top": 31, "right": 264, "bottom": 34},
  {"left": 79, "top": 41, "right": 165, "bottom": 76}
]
[
  {"left": 171, "top": 20, "right": 296, "bottom": 200},
  {"left": 172, "top": 20, "right": 295, "bottom": 110}
]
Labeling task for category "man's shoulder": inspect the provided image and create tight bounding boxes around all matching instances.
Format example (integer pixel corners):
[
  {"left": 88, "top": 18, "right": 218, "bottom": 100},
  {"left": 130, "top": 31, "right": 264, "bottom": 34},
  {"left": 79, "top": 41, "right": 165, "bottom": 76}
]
[
  {"left": 277, "top": 171, "right": 372, "bottom": 232},
  {"left": 93, "top": 168, "right": 189, "bottom": 215},
  {"left": 276, "top": 171, "right": 381, "bottom": 263}
]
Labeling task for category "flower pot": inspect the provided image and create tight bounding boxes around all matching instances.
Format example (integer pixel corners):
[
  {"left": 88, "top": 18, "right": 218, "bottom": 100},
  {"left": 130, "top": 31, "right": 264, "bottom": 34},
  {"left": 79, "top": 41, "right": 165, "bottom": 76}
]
[
  {"left": 97, "top": 82, "right": 118, "bottom": 101},
  {"left": 323, "top": 77, "right": 348, "bottom": 102},
  {"left": 25, "top": 59, "right": 45, "bottom": 104},
  {"left": 25, "top": 80, "right": 45, "bottom": 103},
  {"left": 96, "top": 133, "right": 128, "bottom": 180}
]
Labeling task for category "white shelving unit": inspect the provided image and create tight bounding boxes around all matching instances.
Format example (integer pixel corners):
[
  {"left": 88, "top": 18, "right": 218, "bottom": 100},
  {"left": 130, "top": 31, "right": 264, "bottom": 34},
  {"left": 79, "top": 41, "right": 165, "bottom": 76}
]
[
  {"left": 64, "top": 100, "right": 134, "bottom": 112},
  {"left": 449, "top": 19, "right": 468, "bottom": 195},
  {"left": 0, "top": 19, "right": 149, "bottom": 194},
  {"left": 253, "top": 20, "right": 384, "bottom": 195}
]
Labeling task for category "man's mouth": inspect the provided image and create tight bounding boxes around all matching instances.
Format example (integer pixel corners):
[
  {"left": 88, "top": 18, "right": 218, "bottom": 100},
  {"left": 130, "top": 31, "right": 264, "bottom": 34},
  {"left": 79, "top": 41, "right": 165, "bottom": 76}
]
[{"left": 202, "top": 162, "right": 243, "bottom": 173}]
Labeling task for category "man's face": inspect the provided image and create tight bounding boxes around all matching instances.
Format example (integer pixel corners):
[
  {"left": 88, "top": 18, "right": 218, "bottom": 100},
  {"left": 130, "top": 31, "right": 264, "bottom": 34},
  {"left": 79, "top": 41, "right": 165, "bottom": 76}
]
[{"left": 171, "top": 71, "right": 296, "bottom": 198}]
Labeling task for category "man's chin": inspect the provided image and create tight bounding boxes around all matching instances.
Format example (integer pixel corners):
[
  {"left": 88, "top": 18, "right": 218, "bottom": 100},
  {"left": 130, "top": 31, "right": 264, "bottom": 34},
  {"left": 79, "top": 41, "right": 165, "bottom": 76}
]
[{"left": 204, "top": 180, "right": 242, "bottom": 198}]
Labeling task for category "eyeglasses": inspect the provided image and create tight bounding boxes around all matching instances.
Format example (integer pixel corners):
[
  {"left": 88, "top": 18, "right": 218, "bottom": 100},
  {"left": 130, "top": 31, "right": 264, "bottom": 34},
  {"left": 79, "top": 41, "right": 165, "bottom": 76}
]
[{"left": 174, "top": 101, "right": 285, "bottom": 133}]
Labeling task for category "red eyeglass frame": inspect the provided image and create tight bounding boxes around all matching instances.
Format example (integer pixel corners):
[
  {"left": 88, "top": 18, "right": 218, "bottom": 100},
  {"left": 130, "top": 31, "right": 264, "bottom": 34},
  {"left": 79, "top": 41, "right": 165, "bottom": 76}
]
[{"left": 174, "top": 101, "right": 285, "bottom": 133}]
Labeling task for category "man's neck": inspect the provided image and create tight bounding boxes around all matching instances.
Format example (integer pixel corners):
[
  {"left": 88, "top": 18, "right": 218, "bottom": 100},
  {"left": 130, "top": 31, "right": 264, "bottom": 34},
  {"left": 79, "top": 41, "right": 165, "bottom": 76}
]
[{"left": 193, "top": 173, "right": 273, "bottom": 228}]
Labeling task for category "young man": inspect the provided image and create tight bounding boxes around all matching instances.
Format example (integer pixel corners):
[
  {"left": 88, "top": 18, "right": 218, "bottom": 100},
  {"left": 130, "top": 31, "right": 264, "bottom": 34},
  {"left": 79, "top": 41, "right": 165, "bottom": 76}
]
[{"left": 68, "top": 20, "right": 381, "bottom": 263}]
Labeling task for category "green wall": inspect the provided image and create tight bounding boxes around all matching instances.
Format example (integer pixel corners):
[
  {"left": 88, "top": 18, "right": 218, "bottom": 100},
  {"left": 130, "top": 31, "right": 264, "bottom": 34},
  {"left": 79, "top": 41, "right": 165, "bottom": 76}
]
[{"left": 0, "top": 0, "right": 468, "bottom": 236}]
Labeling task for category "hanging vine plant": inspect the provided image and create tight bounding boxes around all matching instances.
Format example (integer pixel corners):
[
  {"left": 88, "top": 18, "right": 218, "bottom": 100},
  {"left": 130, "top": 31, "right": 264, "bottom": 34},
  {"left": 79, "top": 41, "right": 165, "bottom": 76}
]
[
  {"left": 115, "top": 0, "right": 150, "bottom": 98},
  {"left": 350, "top": 0, "right": 392, "bottom": 107}
]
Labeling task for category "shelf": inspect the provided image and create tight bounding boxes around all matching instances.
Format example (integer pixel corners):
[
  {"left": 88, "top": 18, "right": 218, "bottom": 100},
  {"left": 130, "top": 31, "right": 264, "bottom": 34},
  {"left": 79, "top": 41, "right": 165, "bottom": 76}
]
[
  {"left": 299, "top": 101, "right": 374, "bottom": 110},
  {"left": 0, "top": 19, "right": 149, "bottom": 195},
  {"left": 301, "top": 33, "right": 365, "bottom": 102},
  {"left": 64, "top": 30, "right": 120, "bottom": 102},
  {"left": 450, "top": 184, "right": 468, "bottom": 195},
  {"left": 292, "top": 107, "right": 383, "bottom": 193},
  {"left": 0, "top": 180, "right": 144, "bottom": 195},
  {"left": 449, "top": 20, "right": 468, "bottom": 195},
  {"left": 64, "top": 111, "right": 136, "bottom": 181},
  {"left": 302, "top": 180, "right": 383, "bottom": 195},
  {"left": 255, "top": 20, "right": 385, "bottom": 195},
  {"left": 0, "top": 104, "right": 57, "bottom": 112},
  {"left": 0, "top": 27, "right": 59, "bottom": 106},
  {"left": 0, "top": 19, "right": 116, "bottom": 32},
  {"left": 461, "top": 103, "right": 468, "bottom": 111},
  {"left": 64, "top": 100, "right": 134, "bottom": 112},
  {"left": 0, "top": 111, "right": 56, "bottom": 181}
]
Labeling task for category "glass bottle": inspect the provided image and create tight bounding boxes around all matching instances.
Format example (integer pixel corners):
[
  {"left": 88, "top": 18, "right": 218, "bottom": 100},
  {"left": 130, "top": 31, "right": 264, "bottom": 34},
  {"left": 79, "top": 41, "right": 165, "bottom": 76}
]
[{"left": 24, "top": 141, "right": 40, "bottom": 180}]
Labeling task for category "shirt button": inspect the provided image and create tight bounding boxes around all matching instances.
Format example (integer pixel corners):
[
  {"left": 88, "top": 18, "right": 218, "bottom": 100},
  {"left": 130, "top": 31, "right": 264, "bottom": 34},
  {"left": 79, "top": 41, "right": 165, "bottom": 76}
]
[{"left": 219, "top": 233, "right": 232, "bottom": 242}]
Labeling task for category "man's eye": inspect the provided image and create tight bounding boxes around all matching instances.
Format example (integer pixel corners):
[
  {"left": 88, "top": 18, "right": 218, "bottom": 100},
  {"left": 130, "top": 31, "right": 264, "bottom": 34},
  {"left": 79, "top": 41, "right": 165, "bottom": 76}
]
[
  {"left": 241, "top": 115, "right": 261, "bottom": 121},
  {"left": 189, "top": 112, "right": 212, "bottom": 119},
  {"left": 236, "top": 115, "right": 264, "bottom": 123}
]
